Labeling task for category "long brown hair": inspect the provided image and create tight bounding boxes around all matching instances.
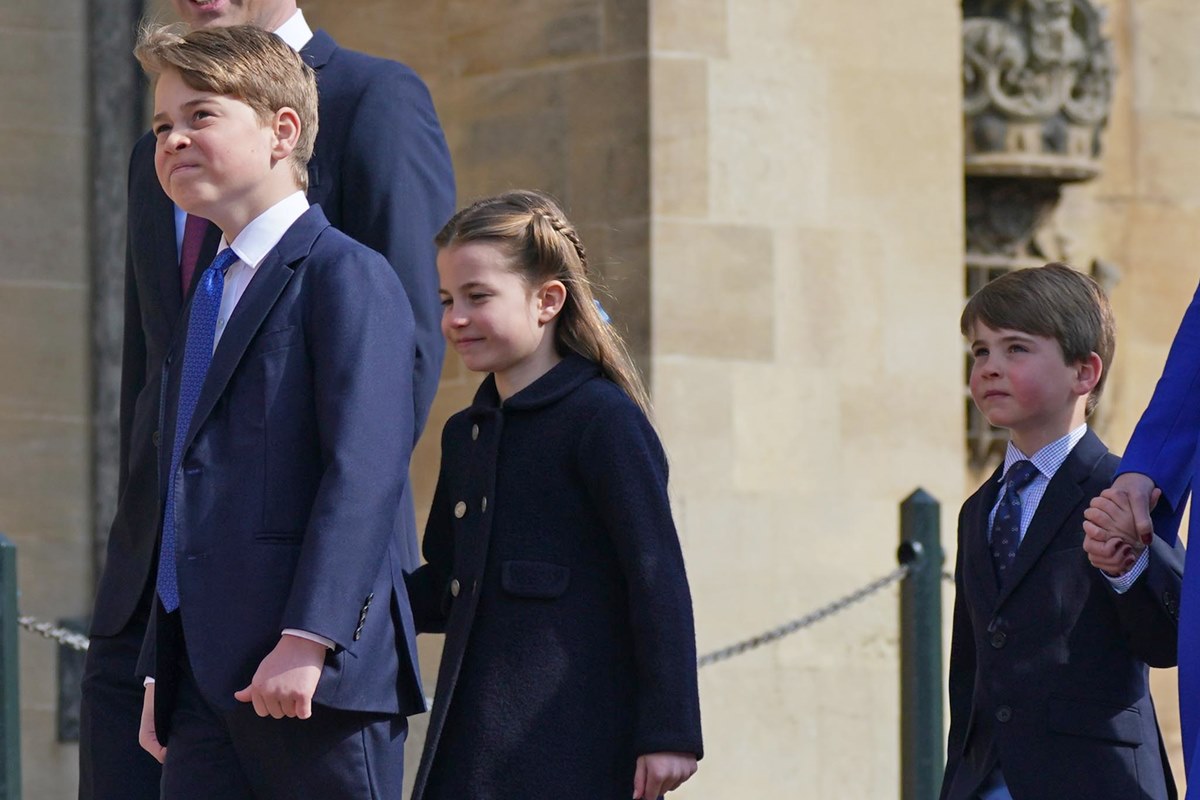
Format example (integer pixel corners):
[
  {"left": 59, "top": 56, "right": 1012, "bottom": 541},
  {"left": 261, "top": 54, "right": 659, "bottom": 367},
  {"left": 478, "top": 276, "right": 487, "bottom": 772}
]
[{"left": 436, "top": 190, "right": 651, "bottom": 415}]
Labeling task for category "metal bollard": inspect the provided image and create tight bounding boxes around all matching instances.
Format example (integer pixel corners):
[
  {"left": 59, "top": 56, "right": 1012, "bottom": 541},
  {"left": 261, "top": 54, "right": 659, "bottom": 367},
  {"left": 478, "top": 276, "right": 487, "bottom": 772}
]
[
  {"left": 0, "top": 535, "right": 19, "bottom": 799},
  {"left": 898, "top": 490, "right": 944, "bottom": 800}
]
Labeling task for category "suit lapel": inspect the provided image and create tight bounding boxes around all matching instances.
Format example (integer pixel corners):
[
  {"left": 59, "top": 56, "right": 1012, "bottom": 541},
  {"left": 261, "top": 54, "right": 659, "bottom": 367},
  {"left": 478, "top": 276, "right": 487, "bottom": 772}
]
[
  {"left": 146, "top": 173, "right": 184, "bottom": 331},
  {"left": 996, "top": 430, "right": 1107, "bottom": 607},
  {"left": 966, "top": 466, "right": 1004, "bottom": 609},
  {"left": 182, "top": 206, "right": 329, "bottom": 450}
]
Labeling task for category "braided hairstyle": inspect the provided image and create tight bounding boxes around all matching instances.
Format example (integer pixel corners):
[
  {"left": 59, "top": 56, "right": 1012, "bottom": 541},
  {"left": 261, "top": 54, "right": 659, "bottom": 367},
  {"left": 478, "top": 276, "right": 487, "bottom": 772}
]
[{"left": 435, "top": 190, "right": 651, "bottom": 415}]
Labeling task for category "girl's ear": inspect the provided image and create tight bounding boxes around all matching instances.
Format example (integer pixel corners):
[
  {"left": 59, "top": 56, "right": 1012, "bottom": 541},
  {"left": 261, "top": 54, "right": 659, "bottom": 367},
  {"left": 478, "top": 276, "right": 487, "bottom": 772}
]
[
  {"left": 537, "top": 280, "right": 567, "bottom": 324},
  {"left": 271, "top": 106, "right": 302, "bottom": 160},
  {"left": 1074, "top": 351, "right": 1103, "bottom": 395}
]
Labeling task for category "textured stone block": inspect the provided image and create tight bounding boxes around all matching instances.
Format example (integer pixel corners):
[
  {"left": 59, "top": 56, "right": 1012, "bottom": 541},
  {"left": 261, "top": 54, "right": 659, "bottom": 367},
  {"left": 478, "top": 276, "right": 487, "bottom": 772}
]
[
  {"left": 651, "top": 56, "right": 708, "bottom": 218},
  {"left": 652, "top": 220, "right": 774, "bottom": 360},
  {"left": 0, "top": 284, "right": 87, "bottom": 419},
  {"left": 650, "top": 0, "right": 727, "bottom": 57}
]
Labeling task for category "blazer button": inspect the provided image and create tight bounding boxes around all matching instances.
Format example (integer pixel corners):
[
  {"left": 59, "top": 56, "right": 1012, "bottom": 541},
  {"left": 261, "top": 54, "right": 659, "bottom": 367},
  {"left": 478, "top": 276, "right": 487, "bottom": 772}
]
[
  {"left": 152, "top": 430, "right": 161, "bottom": 448},
  {"left": 450, "top": 578, "right": 461, "bottom": 597},
  {"left": 995, "top": 706, "right": 1012, "bottom": 723},
  {"left": 454, "top": 501, "right": 467, "bottom": 519},
  {"left": 481, "top": 496, "right": 488, "bottom": 513},
  {"left": 471, "top": 424, "right": 479, "bottom": 441},
  {"left": 990, "top": 631, "right": 1007, "bottom": 649}
]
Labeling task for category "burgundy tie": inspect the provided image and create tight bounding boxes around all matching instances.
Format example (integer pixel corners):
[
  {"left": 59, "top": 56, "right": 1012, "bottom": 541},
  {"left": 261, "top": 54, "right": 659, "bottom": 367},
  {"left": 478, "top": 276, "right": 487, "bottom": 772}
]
[{"left": 179, "top": 213, "right": 210, "bottom": 297}]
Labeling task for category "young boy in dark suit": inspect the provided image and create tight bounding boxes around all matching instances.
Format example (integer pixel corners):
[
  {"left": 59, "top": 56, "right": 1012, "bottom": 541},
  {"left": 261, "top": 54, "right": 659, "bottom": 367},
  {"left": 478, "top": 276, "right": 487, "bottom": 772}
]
[
  {"left": 133, "top": 24, "right": 423, "bottom": 798},
  {"left": 941, "top": 263, "right": 1183, "bottom": 800}
]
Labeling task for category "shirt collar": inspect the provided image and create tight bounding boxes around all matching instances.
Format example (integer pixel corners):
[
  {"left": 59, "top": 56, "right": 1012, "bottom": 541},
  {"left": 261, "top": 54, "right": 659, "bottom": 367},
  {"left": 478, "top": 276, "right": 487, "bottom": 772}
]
[
  {"left": 999, "top": 423, "right": 1088, "bottom": 484},
  {"left": 219, "top": 192, "right": 310, "bottom": 269},
  {"left": 273, "top": 9, "right": 314, "bottom": 52}
]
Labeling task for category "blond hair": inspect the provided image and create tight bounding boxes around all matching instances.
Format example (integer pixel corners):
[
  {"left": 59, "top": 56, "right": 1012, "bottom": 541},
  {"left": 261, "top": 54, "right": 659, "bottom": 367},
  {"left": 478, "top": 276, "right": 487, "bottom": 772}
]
[
  {"left": 135, "top": 23, "right": 317, "bottom": 190},
  {"left": 961, "top": 262, "right": 1116, "bottom": 415},
  {"left": 436, "top": 190, "right": 652, "bottom": 415}
]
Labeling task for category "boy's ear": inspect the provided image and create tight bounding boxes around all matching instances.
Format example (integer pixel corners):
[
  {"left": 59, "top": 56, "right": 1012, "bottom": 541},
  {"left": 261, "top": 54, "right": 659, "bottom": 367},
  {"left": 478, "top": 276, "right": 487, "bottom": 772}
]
[
  {"left": 269, "top": 106, "right": 302, "bottom": 162},
  {"left": 1073, "top": 351, "right": 1103, "bottom": 395},
  {"left": 536, "top": 280, "right": 567, "bottom": 324}
]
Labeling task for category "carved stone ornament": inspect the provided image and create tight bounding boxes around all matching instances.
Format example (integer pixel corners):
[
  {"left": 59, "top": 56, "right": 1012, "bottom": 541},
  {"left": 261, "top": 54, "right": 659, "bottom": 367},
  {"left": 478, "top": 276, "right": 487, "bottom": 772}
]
[{"left": 963, "top": 0, "right": 1115, "bottom": 180}]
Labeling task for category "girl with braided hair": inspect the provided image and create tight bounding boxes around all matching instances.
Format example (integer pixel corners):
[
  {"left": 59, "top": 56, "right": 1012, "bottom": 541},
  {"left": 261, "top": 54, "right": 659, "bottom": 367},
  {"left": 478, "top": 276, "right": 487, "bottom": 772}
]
[{"left": 405, "top": 190, "right": 703, "bottom": 799}]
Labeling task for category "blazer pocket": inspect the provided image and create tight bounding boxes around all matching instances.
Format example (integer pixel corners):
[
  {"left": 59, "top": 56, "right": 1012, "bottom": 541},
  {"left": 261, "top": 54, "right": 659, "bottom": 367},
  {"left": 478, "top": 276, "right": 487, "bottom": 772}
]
[
  {"left": 249, "top": 325, "right": 300, "bottom": 359},
  {"left": 501, "top": 560, "right": 570, "bottom": 600},
  {"left": 254, "top": 530, "right": 304, "bottom": 545},
  {"left": 1047, "top": 695, "right": 1143, "bottom": 747}
]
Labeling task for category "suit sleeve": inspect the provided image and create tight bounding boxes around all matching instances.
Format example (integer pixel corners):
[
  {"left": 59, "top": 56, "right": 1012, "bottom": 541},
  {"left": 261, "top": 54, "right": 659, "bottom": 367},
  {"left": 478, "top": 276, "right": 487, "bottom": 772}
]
[
  {"left": 1118, "top": 280, "right": 1200, "bottom": 544},
  {"left": 577, "top": 401, "right": 703, "bottom": 760},
  {"left": 405, "top": 426, "right": 457, "bottom": 634},
  {"left": 336, "top": 63, "right": 455, "bottom": 437},
  {"left": 278, "top": 248, "right": 416, "bottom": 650},
  {"left": 1108, "top": 535, "right": 1184, "bottom": 668},
  {"left": 941, "top": 509, "right": 975, "bottom": 800},
  {"left": 117, "top": 156, "right": 149, "bottom": 498}
]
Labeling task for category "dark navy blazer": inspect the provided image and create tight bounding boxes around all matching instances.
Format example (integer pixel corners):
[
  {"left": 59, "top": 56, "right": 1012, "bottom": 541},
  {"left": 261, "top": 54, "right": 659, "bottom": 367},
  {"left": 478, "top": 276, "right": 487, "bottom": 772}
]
[
  {"left": 941, "top": 430, "right": 1182, "bottom": 800},
  {"left": 90, "top": 30, "right": 454, "bottom": 639},
  {"left": 146, "top": 206, "right": 425, "bottom": 738},
  {"left": 406, "top": 357, "right": 703, "bottom": 800}
]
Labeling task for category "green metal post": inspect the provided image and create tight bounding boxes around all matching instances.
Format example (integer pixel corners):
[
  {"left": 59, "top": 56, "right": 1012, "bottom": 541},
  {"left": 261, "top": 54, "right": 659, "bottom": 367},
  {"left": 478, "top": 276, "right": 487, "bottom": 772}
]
[{"left": 898, "top": 489, "right": 944, "bottom": 800}]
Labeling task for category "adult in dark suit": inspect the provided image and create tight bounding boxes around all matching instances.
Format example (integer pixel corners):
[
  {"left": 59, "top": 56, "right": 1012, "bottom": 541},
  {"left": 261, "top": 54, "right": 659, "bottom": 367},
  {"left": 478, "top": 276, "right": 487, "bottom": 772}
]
[
  {"left": 78, "top": 3, "right": 453, "bottom": 798},
  {"left": 942, "top": 430, "right": 1183, "bottom": 800}
]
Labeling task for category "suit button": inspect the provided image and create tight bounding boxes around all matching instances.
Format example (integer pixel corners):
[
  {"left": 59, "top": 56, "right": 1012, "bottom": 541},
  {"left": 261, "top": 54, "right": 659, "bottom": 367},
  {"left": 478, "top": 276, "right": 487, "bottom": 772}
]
[
  {"left": 995, "top": 706, "right": 1012, "bottom": 723},
  {"left": 481, "top": 496, "right": 488, "bottom": 513},
  {"left": 1165, "top": 591, "right": 1179, "bottom": 618},
  {"left": 990, "top": 631, "right": 1007, "bottom": 649},
  {"left": 152, "top": 430, "right": 161, "bottom": 447},
  {"left": 450, "top": 578, "right": 461, "bottom": 597},
  {"left": 471, "top": 424, "right": 479, "bottom": 440},
  {"left": 454, "top": 501, "right": 467, "bottom": 519}
]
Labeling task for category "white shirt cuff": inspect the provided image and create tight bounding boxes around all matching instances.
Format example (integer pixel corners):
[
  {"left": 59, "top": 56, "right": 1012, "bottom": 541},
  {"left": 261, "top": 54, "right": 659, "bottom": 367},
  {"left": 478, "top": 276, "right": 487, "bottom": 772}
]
[
  {"left": 282, "top": 628, "right": 336, "bottom": 650},
  {"left": 1104, "top": 547, "right": 1150, "bottom": 594}
]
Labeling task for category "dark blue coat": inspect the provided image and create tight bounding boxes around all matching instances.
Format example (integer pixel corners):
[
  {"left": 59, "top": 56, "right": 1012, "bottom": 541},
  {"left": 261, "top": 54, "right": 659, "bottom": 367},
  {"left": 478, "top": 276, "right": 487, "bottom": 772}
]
[
  {"left": 90, "top": 29, "right": 454, "bottom": 639},
  {"left": 941, "top": 430, "right": 1182, "bottom": 800},
  {"left": 408, "top": 356, "right": 703, "bottom": 800},
  {"left": 145, "top": 206, "right": 425, "bottom": 738}
]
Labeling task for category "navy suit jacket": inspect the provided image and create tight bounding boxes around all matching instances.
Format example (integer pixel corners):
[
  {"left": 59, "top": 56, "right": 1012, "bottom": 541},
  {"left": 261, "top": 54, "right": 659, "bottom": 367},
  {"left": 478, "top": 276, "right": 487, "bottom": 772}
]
[
  {"left": 90, "top": 30, "right": 454, "bottom": 638},
  {"left": 146, "top": 206, "right": 425, "bottom": 739},
  {"left": 941, "top": 430, "right": 1182, "bottom": 800}
]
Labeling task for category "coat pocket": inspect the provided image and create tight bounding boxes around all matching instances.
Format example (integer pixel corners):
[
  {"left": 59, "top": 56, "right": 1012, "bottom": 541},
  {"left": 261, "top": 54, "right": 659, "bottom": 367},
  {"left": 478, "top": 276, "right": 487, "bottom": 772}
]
[
  {"left": 501, "top": 560, "right": 570, "bottom": 600},
  {"left": 1047, "top": 694, "right": 1143, "bottom": 746}
]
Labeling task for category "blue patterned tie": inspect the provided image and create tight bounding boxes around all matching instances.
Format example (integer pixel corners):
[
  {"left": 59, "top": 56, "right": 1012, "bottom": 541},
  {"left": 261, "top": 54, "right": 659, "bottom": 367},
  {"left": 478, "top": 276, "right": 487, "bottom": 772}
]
[
  {"left": 991, "top": 460, "right": 1039, "bottom": 585},
  {"left": 157, "top": 247, "right": 239, "bottom": 613}
]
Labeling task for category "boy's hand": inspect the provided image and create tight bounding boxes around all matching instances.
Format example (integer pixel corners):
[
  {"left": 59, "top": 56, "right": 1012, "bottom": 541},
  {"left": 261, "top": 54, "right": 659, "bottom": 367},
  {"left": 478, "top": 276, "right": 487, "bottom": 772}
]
[
  {"left": 1083, "top": 521, "right": 1136, "bottom": 576},
  {"left": 234, "top": 634, "right": 326, "bottom": 719},
  {"left": 1083, "top": 473, "right": 1159, "bottom": 547},
  {"left": 633, "top": 752, "right": 697, "bottom": 798},
  {"left": 139, "top": 683, "right": 167, "bottom": 764}
]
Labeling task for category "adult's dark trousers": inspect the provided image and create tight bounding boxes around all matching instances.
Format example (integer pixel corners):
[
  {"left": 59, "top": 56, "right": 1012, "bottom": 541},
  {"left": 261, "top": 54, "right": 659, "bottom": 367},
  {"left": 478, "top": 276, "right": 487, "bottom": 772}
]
[
  {"left": 78, "top": 592, "right": 160, "bottom": 800},
  {"left": 161, "top": 649, "right": 407, "bottom": 800}
]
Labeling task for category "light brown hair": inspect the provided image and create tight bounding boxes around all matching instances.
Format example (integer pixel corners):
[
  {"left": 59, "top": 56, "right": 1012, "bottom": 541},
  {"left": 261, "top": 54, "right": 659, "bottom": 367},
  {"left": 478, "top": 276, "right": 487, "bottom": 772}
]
[
  {"left": 961, "top": 262, "right": 1116, "bottom": 415},
  {"left": 436, "top": 190, "right": 652, "bottom": 415},
  {"left": 135, "top": 23, "right": 317, "bottom": 189}
]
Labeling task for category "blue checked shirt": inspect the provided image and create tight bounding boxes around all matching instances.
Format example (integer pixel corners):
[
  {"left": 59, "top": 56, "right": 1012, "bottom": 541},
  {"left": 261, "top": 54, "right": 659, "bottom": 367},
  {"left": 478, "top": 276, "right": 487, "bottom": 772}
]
[{"left": 988, "top": 425, "right": 1148, "bottom": 593}]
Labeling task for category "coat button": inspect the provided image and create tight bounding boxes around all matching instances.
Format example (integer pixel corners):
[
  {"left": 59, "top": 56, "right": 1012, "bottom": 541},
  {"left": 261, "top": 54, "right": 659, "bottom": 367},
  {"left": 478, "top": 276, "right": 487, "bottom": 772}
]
[
  {"left": 450, "top": 578, "right": 461, "bottom": 597},
  {"left": 990, "top": 631, "right": 1007, "bottom": 649},
  {"left": 995, "top": 706, "right": 1012, "bottom": 723},
  {"left": 454, "top": 501, "right": 467, "bottom": 519},
  {"left": 481, "top": 496, "right": 488, "bottom": 513},
  {"left": 152, "top": 430, "right": 161, "bottom": 448},
  {"left": 471, "top": 424, "right": 479, "bottom": 440}
]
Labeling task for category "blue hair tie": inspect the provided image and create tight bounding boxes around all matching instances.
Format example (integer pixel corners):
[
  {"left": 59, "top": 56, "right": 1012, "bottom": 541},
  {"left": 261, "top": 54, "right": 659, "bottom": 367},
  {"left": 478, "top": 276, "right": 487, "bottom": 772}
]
[{"left": 593, "top": 299, "right": 611, "bottom": 324}]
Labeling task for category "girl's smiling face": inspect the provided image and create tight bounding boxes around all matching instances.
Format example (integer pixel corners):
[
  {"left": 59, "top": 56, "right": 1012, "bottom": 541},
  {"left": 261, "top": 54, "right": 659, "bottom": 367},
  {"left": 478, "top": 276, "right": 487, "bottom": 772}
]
[{"left": 437, "top": 241, "right": 565, "bottom": 399}]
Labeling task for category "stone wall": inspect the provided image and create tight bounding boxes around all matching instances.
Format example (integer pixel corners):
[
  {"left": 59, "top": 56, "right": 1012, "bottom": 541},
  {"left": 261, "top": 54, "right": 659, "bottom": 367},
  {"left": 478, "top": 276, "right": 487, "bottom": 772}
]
[
  {"left": 649, "top": 1, "right": 965, "bottom": 794},
  {"left": 0, "top": 1, "right": 90, "bottom": 796}
]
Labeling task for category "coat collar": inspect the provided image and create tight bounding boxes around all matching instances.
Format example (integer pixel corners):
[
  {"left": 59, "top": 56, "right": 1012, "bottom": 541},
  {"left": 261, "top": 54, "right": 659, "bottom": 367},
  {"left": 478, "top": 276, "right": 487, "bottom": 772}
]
[
  {"left": 300, "top": 29, "right": 337, "bottom": 70},
  {"left": 469, "top": 355, "right": 601, "bottom": 414}
]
